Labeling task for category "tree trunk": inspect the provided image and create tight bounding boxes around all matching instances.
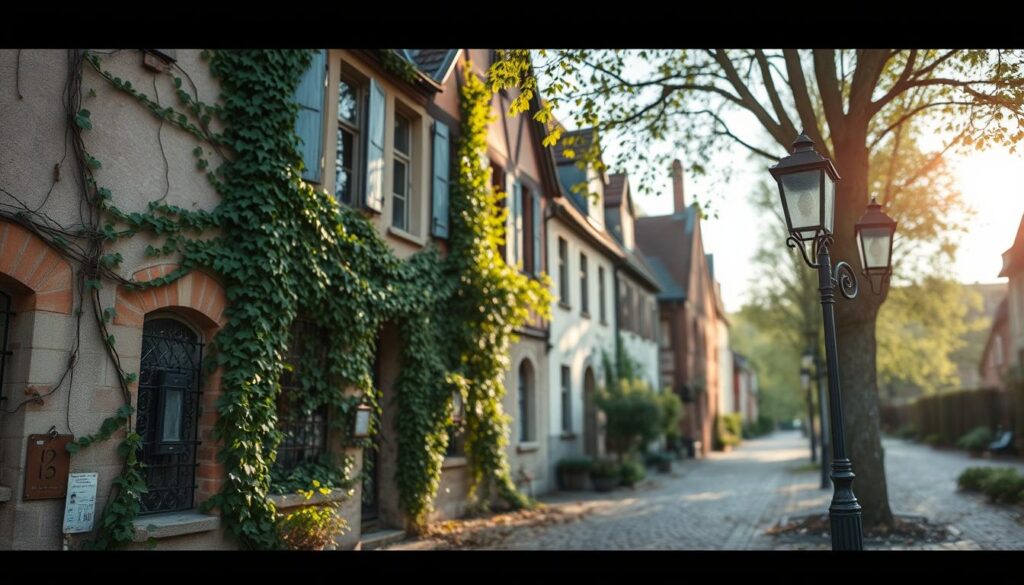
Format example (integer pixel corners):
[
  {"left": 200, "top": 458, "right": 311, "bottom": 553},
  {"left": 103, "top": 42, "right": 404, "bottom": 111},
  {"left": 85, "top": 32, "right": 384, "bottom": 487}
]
[{"left": 829, "top": 132, "right": 895, "bottom": 530}]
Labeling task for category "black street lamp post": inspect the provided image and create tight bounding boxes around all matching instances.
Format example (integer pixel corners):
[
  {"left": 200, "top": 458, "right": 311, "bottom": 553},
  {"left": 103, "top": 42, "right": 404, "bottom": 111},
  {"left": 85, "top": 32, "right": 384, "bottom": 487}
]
[{"left": 769, "top": 133, "right": 897, "bottom": 551}]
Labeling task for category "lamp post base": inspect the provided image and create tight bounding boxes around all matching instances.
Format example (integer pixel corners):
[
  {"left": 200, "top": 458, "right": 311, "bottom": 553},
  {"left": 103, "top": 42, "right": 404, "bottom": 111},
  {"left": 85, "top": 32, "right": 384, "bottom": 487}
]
[{"left": 828, "top": 457, "right": 864, "bottom": 550}]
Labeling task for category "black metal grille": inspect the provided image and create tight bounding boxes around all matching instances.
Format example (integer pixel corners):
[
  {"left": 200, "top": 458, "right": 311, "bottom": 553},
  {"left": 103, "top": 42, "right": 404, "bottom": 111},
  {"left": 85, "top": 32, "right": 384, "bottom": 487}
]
[
  {"left": 0, "top": 291, "right": 11, "bottom": 402},
  {"left": 274, "top": 319, "right": 330, "bottom": 472},
  {"left": 137, "top": 318, "right": 203, "bottom": 515}
]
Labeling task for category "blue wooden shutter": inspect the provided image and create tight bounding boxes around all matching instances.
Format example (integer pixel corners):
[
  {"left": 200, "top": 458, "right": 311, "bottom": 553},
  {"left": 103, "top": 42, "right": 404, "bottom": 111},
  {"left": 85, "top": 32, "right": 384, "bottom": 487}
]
[
  {"left": 294, "top": 49, "right": 327, "bottom": 183},
  {"left": 531, "top": 190, "right": 541, "bottom": 275},
  {"left": 431, "top": 120, "right": 450, "bottom": 238},
  {"left": 365, "top": 78, "right": 386, "bottom": 212}
]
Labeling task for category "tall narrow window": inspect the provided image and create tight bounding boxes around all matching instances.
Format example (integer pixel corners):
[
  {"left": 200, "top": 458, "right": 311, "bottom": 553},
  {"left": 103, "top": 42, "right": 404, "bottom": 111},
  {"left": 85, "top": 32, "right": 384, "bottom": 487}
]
[
  {"left": 521, "top": 185, "right": 533, "bottom": 274},
  {"left": 561, "top": 365, "right": 572, "bottom": 432},
  {"left": 598, "top": 266, "right": 606, "bottom": 324},
  {"left": 276, "top": 319, "right": 330, "bottom": 474},
  {"left": 558, "top": 237, "right": 569, "bottom": 307},
  {"left": 137, "top": 317, "right": 203, "bottom": 514},
  {"left": 580, "top": 253, "right": 589, "bottom": 316},
  {"left": 624, "top": 284, "right": 633, "bottom": 331},
  {"left": 392, "top": 112, "right": 412, "bottom": 232},
  {"left": 336, "top": 75, "right": 364, "bottom": 206},
  {"left": 518, "top": 360, "right": 533, "bottom": 442}
]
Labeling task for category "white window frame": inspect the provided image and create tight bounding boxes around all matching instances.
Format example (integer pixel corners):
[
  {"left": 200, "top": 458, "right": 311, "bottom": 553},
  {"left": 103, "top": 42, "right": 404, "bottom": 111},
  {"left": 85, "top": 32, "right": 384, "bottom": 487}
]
[{"left": 391, "top": 111, "right": 413, "bottom": 232}]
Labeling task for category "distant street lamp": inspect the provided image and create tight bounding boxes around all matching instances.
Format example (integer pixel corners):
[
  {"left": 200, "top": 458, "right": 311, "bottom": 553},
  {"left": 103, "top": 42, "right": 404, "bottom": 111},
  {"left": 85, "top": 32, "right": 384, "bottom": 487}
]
[
  {"left": 769, "top": 133, "right": 897, "bottom": 551},
  {"left": 799, "top": 354, "right": 817, "bottom": 464}
]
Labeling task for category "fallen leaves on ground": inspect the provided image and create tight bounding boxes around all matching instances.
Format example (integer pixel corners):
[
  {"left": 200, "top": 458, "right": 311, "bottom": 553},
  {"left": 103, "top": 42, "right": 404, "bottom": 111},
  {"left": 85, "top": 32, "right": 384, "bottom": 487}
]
[{"left": 419, "top": 504, "right": 593, "bottom": 549}]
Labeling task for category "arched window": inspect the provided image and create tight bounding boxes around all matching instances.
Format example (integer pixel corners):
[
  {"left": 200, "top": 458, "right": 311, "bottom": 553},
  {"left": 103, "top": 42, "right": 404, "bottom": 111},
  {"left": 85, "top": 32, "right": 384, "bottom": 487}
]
[
  {"left": 518, "top": 360, "right": 533, "bottom": 442},
  {"left": 137, "top": 317, "right": 203, "bottom": 514}
]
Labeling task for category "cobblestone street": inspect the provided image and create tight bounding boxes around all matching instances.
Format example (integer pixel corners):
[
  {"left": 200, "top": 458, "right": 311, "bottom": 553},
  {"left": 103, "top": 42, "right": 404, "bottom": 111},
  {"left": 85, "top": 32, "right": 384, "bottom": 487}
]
[{"left": 388, "top": 431, "right": 1024, "bottom": 550}]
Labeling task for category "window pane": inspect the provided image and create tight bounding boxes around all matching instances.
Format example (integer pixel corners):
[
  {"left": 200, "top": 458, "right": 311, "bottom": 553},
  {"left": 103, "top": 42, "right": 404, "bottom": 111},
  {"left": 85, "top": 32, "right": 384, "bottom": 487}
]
[
  {"left": 394, "top": 114, "right": 410, "bottom": 155},
  {"left": 336, "top": 128, "right": 355, "bottom": 204},
  {"left": 338, "top": 79, "right": 358, "bottom": 124},
  {"left": 393, "top": 160, "right": 407, "bottom": 196},
  {"left": 161, "top": 388, "right": 184, "bottom": 442}
]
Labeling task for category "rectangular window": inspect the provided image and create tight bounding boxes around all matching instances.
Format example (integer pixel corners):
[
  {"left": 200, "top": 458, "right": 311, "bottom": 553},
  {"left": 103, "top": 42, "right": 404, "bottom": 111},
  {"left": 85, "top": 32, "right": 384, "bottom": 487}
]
[
  {"left": 561, "top": 365, "right": 572, "bottom": 432},
  {"left": 391, "top": 112, "right": 412, "bottom": 232},
  {"left": 521, "top": 185, "right": 533, "bottom": 274},
  {"left": 580, "top": 253, "right": 589, "bottom": 316},
  {"left": 624, "top": 284, "right": 633, "bottom": 331},
  {"left": 336, "top": 75, "right": 364, "bottom": 206},
  {"left": 558, "top": 237, "right": 569, "bottom": 307},
  {"left": 598, "top": 266, "right": 606, "bottom": 324}
]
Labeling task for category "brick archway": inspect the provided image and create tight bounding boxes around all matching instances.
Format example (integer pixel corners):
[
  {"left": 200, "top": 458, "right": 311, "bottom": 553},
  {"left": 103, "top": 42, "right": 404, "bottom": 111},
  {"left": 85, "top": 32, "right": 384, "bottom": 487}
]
[
  {"left": 0, "top": 220, "right": 73, "bottom": 314},
  {"left": 113, "top": 264, "right": 227, "bottom": 330},
  {"left": 113, "top": 263, "right": 228, "bottom": 504}
]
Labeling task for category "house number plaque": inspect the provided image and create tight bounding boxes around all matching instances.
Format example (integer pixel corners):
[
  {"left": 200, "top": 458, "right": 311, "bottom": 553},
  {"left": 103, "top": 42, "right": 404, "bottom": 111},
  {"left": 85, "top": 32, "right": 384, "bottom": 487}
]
[{"left": 24, "top": 433, "right": 73, "bottom": 500}]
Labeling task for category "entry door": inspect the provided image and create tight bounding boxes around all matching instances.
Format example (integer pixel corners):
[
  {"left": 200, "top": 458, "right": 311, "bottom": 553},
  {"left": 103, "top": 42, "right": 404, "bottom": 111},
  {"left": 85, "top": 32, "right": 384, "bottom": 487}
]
[{"left": 361, "top": 343, "right": 381, "bottom": 524}]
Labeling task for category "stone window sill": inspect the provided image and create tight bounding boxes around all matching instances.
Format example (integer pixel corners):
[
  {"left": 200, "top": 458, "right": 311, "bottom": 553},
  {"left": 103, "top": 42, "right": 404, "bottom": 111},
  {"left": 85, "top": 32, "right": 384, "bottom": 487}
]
[
  {"left": 388, "top": 225, "right": 427, "bottom": 248},
  {"left": 516, "top": 442, "right": 540, "bottom": 453},
  {"left": 0, "top": 486, "right": 11, "bottom": 503},
  {"left": 442, "top": 456, "right": 467, "bottom": 470},
  {"left": 560, "top": 432, "right": 577, "bottom": 441},
  {"left": 268, "top": 489, "right": 350, "bottom": 510},
  {"left": 132, "top": 511, "right": 220, "bottom": 542},
  {"left": 558, "top": 301, "right": 572, "bottom": 311}
]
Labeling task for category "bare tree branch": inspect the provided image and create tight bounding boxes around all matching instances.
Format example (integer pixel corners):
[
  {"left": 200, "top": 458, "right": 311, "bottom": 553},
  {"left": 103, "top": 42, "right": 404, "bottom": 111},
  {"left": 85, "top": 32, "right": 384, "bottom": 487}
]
[
  {"left": 813, "top": 49, "right": 847, "bottom": 137},
  {"left": 870, "top": 49, "right": 917, "bottom": 114},
  {"left": 755, "top": 49, "right": 799, "bottom": 141},
  {"left": 713, "top": 49, "right": 790, "bottom": 148},
  {"left": 850, "top": 50, "right": 891, "bottom": 117},
  {"left": 783, "top": 50, "right": 834, "bottom": 160}
]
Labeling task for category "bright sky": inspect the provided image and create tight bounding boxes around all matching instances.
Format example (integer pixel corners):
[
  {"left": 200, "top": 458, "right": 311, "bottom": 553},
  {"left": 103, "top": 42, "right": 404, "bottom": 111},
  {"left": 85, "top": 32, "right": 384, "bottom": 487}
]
[{"left": 545, "top": 54, "right": 1024, "bottom": 314}]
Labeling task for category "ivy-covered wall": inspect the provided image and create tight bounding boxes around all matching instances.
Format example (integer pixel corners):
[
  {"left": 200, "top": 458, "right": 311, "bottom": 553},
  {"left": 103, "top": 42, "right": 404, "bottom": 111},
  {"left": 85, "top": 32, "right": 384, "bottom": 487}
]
[{"left": 0, "top": 48, "right": 551, "bottom": 550}]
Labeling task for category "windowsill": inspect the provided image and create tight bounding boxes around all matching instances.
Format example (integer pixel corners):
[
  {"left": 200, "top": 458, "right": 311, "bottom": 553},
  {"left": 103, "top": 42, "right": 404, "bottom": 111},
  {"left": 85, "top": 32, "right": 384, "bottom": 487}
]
[
  {"left": 268, "top": 489, "right": 350, "bottom": 510},
  {"left": 580, "top": 310, "right": 590, "bottom": 319},
  {"left": 0, "top": 485, "right": 10, "bottom": 503},
  {"left": 600, "top": 319, "right": 608, "bottom": 327},
  {"left": 516, "top": 442, "right": 540, "bottom": 453},
  {"left": 131, "top": 510, "right": 220, "bottom": 542},
  {"left": 560, "top": 432, "right": 577, "bottom": 441},
  {"left": 388, "top": 225, "right": 427, "bottom": 247},
  {"left": 442, "top": 456, "right": 467, "bottom": 470},
  {"left": 558, "top": 302, "right": 572, "bottom": 311}
]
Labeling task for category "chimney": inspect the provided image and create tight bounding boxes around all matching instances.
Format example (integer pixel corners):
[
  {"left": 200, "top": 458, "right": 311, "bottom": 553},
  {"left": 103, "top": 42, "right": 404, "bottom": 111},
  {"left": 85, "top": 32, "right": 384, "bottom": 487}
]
[{"left": 672, "top": 159, "right": 685, "bottom": 213}]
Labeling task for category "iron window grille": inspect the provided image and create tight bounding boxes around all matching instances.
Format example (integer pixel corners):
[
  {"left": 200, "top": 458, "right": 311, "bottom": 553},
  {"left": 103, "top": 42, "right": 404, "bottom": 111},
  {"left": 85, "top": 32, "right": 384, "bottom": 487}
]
[
  {"left": 274, "top": 319, "right": 330, "bottom": 472},
  {"left": 137, "top": 318, "right": 204, "bottom": 514}
]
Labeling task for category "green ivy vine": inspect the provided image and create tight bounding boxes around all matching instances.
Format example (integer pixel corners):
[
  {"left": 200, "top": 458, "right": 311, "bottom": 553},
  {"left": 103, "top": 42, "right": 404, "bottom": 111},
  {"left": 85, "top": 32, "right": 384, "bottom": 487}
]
[{"left": 40, "top": 49, "right": 548, "bottom": 549}]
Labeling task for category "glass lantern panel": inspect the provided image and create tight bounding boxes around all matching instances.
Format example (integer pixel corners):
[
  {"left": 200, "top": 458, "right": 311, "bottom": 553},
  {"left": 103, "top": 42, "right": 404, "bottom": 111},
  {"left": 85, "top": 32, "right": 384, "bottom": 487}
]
[
  {"left": 823, "top": 173, "right": 835, "bottom": 234},
  {"left": 161, "top": 387, "right": 184, "bottom": 442},
  {"left": 781, "top": 170, "right": 822, "bottom": 233},
  {"left": 858, "top": 227, "right": 892, "bottom": 270}
]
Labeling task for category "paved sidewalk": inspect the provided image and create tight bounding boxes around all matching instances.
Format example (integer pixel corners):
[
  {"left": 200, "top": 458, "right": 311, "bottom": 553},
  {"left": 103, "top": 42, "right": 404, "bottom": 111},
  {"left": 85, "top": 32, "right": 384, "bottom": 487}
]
[{"left": 386, "top": 431, "right": 1024, "bottom": 550}]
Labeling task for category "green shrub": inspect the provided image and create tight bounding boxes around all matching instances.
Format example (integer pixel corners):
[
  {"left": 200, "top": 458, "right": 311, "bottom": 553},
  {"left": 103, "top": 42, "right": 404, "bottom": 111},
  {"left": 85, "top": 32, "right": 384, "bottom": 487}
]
[
  {"left": 957, "top": 426, "right": 993, "bottom": 453},
  {"left": 980, "top": 468, "right": 1024, "bottom": 504},
  {"left": 659, "top": 390, "right": 684, "bottom": 440},
  {"left": 275, "top": 481, "right": 348, "bottom": 550},
  {"left": 590, "top": 459, "right": 621, "bottom": 479},
  {"left": 597, "top": 378, "right": 663, "bottom": 458},
  {"left": 896, "top": 425, "right": 918, "bottom": 440},
  {"left": 958, "top": 467, "right": 994, "bottom": 491},
  {"left": 924, "top": 433, "right": 942, "bottom": 446},
  {"left": 556, "top": 457, "right": 594, "bottom": 474},
  {"left": 619, "top": 460, "right": 645, "bottom": 486},
  {"left": 714, "top": 413, "right": 743, "bottom": 449}
]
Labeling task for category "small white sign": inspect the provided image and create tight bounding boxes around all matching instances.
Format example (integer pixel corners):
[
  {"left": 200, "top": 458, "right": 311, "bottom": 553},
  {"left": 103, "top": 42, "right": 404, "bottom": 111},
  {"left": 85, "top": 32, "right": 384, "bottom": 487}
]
[{"left": 62, "top": 473, "right": 98, "bottom": 534}]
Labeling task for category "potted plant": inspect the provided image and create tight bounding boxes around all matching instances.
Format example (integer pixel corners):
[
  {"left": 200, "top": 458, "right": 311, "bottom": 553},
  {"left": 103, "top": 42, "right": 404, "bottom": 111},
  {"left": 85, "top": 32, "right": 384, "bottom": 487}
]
[
  {"left": 619, "top": 459, "right": 645, "bottom": 488},
  {"left": 590, "top": 460, "right": 621, "bottom": 492},
  {"left": 275, "top": 481, "right": 349, "bottom": 550},
  {"left": 556, "top": 457, "right": 593, "bottom": 491},
  {"left": 651, "top": 452, "right": 673, "bottom": 473}
]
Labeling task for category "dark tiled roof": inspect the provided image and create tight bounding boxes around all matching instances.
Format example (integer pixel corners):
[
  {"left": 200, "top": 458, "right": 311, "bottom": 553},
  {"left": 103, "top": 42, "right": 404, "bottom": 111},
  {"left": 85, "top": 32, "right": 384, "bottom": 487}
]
[
  {"left": 398, "top": 49, "right": 459, "bottom": 83},
  {"left": 644, "top": 256, "right": 686, "bottom": 300},
  {"left": 635, "top": 207, "right": 699, "bottom": 302},
  {"left": 619, "top": 244, "right": 660, "bottom": 292},
  {"left": 605, "top": 173, "right": 627, "bottom": 208}
]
